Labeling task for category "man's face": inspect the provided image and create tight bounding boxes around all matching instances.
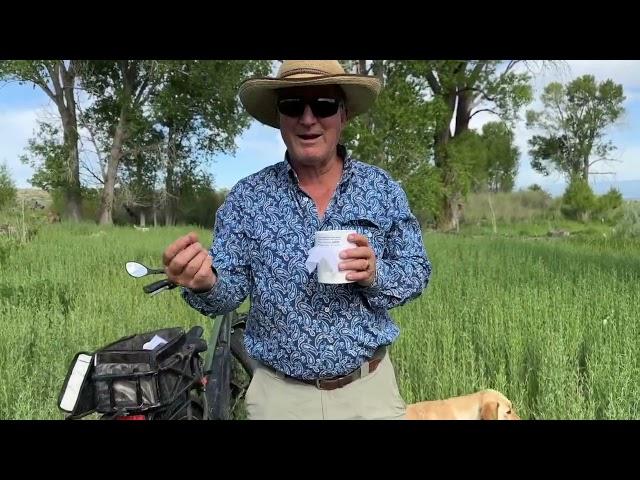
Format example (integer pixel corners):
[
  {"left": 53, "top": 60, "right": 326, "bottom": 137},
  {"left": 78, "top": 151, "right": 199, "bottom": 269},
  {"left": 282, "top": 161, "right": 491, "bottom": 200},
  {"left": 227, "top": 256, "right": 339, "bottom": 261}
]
[{"left": 277, "top": 85, "right": 347, "bottom": 167}]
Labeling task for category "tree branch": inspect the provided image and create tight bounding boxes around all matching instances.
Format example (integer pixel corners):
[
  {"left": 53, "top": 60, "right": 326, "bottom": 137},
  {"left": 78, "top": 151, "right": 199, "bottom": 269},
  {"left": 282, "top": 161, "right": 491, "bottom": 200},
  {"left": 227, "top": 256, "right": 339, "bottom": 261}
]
[
  {"left": 76, "top": 101, "right": 107, "bottom": 177},
  {"left": 589, "top": 157, "right": 623, "bottom": 167},
  {"left": 459, "top": 86, "right": 496, "bottom": 103},
  {"left": 469, "top": 108, "right": 499, "bottom": 119},
  {"left": 466, "top": 61, "right": 485, "bottom": 88},
  {"left": 79, "top": 158, "right": 104, "bottom": 185},
  {"left": 46, "top": 62, "right": 63, "bottom": 102},
  {"left": 20, "top": 65, "right": 57, "bottom": 103},
  {"left": 425, "top": 69, "right": 441, "bottom": 95}
]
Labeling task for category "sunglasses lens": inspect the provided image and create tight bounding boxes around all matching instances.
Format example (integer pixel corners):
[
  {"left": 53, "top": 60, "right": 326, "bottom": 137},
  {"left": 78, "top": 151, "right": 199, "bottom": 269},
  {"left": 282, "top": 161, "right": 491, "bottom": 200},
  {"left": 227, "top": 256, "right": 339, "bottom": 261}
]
[
  {"left": 310, "top": 99, "right": 339, "bottom": 117},
  {"left": 278, "top": 99, "right": 305, "bottom": 117},
  {"left": 278, "top": 98, "right": 340, "bottom": 118}
]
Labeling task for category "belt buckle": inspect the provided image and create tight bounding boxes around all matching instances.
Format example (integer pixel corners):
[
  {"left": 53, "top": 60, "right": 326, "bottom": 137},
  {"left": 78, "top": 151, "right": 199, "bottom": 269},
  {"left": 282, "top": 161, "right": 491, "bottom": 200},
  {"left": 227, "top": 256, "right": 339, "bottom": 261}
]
[{"left": 315, "top": 378, "right": 323, "bottom": 389}]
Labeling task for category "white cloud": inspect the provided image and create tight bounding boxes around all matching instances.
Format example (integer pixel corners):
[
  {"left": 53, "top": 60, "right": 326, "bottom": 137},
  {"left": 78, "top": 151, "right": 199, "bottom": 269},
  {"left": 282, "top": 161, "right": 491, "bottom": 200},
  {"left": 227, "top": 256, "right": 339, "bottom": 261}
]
[
  {"left": 0, "top": 108, "right": 42, "bottom": 187},
  {"left": 564, "top": 60, "right": 640, "bottom": 89},
  {"left": 469, "top": 60, "right": 640, "bottom": 191}
]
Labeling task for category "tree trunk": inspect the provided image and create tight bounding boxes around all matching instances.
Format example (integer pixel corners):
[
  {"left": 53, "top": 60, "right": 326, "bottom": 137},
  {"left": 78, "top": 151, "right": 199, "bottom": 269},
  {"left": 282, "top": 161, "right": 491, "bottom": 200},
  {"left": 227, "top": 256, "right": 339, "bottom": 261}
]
[
  {"left": 433, "top": 88, "right": 458, "bottom": 231},
  {"left": 98, "top": 115, "right": 127, "bottom": 225},
  {"left": 139, "top": 210, "right": 146, "bottom": 227},
  {"left": 437, "top": 191, "right": 463, "bottom": 232},
  {"left": 61, "top": 116, "right": 82, "bottom": 221},
  {"left": 164, "top": 161, "right": 176, "bottom": 226},
  {"left": 582, "top": 156, "right": 590, "bottom": 182},
  {"left": 164, "top": 129, "right": 178, "bottom": 226},
  {"left": 454, "top": 89, "right": 473, "bottom": 136},
  {"left": 56, "top": 61, "right": 82, "bottom": 222}
]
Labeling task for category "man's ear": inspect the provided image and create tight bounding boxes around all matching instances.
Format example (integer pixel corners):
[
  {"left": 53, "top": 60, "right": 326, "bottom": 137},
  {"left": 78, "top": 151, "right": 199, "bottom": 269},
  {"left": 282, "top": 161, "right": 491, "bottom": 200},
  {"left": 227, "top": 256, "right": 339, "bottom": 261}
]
[{"left": 480, "top": 401, "right": 499, "bottom": 420}]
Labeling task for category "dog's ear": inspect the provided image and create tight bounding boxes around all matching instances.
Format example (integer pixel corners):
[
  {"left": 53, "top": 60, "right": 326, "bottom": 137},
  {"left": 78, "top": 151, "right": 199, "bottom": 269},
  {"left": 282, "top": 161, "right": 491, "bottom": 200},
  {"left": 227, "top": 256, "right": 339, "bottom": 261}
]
[{"left": 480, "top": 401, "right": 499, "bottom": 420}]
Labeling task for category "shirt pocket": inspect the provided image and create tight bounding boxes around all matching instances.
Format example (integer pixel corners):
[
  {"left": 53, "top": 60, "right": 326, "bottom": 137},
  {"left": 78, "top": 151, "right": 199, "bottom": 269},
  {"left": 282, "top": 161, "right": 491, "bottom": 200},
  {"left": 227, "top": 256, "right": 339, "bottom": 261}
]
[{"left": 342, "top": 216, "right": 388, "bottom": 259}]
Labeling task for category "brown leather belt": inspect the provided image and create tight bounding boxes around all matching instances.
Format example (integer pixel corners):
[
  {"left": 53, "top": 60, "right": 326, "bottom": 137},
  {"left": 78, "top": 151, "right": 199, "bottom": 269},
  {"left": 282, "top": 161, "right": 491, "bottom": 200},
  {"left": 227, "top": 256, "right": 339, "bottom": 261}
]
[{"left": 269, "top": 346, "right": 387, "bottom": 391}]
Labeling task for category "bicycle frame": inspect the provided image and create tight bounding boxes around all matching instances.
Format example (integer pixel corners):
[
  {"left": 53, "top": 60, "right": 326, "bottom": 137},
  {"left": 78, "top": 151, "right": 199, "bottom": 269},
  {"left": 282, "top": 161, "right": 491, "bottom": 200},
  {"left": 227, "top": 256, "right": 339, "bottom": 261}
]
[{"left": 58, "top": 261, "right": 256, "bottom": 421}]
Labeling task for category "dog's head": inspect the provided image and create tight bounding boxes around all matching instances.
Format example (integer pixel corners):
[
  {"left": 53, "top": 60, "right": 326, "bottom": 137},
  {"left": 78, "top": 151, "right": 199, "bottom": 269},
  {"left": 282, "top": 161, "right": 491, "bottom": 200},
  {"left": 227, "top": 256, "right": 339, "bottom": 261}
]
[{"left": 479, "top": 389, "right": 520, "bottom": 420}]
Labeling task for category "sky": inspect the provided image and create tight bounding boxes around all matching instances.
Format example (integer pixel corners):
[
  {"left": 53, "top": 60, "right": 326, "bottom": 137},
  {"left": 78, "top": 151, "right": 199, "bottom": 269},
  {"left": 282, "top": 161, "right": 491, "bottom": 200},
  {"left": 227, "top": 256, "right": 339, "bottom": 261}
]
[{"left": 1, "top": 60, "right": 638, "bottom": 197}]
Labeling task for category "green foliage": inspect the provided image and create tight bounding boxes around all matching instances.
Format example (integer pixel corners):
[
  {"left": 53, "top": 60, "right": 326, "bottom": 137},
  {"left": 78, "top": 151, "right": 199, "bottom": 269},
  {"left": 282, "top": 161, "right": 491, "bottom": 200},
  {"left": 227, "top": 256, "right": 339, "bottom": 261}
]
[
  {"left": 561, "top": 177, "right": 596, "bottom": 221},
  {"left": 0, "top": 163, "right": 17, "bottom": 210},
  {"left": 402, "top": 164, "right": 443, "bottom": 227},
  {"left": 178, "top": 175, "right": 228, "bottom": 228},
  {"left": 612, "top": 202, "right": 640, "bottom": 238},
  {"left": 527, "top": 75, "right": 626, "bottom": 181},
  {"left": 480, "top": 122, "right": 519, "bottom": 192},
  {"left": 19, "top": 121, "right": 69, "bottom": 192},
  {"left": 342, "top": 61, "right": 435, "bottom": 182},
  {"left": 462, "top": 190, "right": 557, "bottom": 225},
  {"left": 596, "top": 188, "right": 623, "bottom": 213},
  {"left": 445, "top": 129, "right": 487, "bottom": 197}
]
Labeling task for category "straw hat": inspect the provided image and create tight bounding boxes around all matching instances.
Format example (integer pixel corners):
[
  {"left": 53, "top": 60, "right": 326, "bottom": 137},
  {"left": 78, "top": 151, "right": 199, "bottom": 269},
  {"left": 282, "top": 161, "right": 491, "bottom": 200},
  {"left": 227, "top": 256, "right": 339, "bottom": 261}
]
[{"left": 238, "top": 60, "right": 382, "bottom": 128}]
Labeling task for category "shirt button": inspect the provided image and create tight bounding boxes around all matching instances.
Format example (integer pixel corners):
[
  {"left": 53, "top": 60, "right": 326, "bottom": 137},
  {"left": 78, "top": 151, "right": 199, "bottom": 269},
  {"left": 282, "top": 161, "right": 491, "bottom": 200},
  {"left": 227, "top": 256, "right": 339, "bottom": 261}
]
[{"left": 324, "top": 307, "right": 330, "bottom": 313}]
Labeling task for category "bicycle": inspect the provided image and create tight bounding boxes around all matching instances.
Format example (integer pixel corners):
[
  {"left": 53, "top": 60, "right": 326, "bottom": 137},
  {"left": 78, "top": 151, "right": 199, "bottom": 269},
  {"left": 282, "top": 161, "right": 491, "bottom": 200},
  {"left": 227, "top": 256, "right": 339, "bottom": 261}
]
[{"left": 58, "top": 261, "right": 257, "bottom": 420}]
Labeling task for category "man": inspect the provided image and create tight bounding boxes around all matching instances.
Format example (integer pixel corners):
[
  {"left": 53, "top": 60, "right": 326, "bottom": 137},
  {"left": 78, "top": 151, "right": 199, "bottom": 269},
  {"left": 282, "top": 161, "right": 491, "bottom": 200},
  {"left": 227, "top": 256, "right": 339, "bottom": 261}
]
[{"left": 162, "top": 60, "right": 431, "bottom": 419}]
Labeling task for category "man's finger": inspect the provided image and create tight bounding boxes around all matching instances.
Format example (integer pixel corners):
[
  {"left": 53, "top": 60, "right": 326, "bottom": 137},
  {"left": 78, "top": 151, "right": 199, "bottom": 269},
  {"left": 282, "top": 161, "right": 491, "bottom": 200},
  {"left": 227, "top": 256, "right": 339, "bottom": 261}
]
[
  {"left": 182, "top": 250, "right": 209, "bottom": 281},
  {"left": 193, "top": 255, "right": 215, "bottom": 286},
  {"left": 339, "top": 259, "right": 370, "bottom": 272},
  {"left": 339, "top": 246, "right": 373, "bottom": 260},
  {"left": 163, "top": 232, "right": 199, "bottom": 266},
  {"left": 168, "top": 242, "right": 205, "bottom": 277},
  {"left": 346, "top": 270, "right": 371, "bottom": 282},
  {"left": 347, "top": 233, "right": 369, "bottom": 247}
]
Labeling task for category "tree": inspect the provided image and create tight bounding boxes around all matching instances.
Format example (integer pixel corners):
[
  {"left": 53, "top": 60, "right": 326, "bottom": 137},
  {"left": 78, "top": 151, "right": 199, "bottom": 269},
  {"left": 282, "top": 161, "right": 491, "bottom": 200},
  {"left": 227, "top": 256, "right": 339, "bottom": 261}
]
[
  {"left": 343, "top": 60, "right": 534, "bottom": 230},
  {"left": 480, "top": 121, "right": 519, "bottom": 193},
  {"left": 0, "top": 162, "right": 17, "bottom": 210},
  {"left": 79, "top": 60, "right": 169, "bottom": 225},
  {"left": 526, "top": 75, "right": 625, "bottom": 182},
  {"left": 0, "top": 61, "right": 82, "bottom": 220},
  {"left": 19, "top": 120, "right": 69, "bottom": 192},
  {"left": 415, "top": 60, "right": 533, "bottom": 230},
  {"left": 80, "top": 60, "right": 271, "bottom": 226},
  {"left": 561, "top": 176, "right": 596, "bottom": 221},
  {"left": 151, "top": 60, "right": 271, "bottom": 225},
  {"left": 343, "top": 61, "right": 436, "bottom": 179}
]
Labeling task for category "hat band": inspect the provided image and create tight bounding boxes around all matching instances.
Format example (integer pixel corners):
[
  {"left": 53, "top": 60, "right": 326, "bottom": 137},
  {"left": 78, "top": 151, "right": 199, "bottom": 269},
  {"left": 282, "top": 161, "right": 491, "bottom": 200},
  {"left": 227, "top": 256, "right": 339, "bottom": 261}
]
[{"left": 280, "top": 67, "right": 337, "bottom": 79}]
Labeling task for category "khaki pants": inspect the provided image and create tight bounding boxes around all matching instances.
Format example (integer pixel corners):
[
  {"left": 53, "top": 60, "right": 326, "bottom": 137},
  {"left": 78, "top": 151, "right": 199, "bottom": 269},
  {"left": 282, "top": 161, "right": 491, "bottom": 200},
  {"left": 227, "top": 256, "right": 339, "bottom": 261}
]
[{"left": 244, "top": 352, "right": 406, "bottom": 420}]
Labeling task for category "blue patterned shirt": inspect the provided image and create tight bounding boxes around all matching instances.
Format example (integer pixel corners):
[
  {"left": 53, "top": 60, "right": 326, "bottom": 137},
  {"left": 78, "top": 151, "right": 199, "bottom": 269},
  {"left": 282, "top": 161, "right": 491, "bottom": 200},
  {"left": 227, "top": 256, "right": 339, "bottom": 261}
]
[{"left": 182, "top": 146, "right": 431, "bottom": 379}]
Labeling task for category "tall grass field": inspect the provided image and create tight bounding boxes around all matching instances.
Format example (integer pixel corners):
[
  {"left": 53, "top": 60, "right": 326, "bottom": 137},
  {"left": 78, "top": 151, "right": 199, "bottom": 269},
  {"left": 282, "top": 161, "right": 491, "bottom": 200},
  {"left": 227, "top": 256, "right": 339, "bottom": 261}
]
[{"left": 1, "top": 223, "right": 638, "bottom": 419}]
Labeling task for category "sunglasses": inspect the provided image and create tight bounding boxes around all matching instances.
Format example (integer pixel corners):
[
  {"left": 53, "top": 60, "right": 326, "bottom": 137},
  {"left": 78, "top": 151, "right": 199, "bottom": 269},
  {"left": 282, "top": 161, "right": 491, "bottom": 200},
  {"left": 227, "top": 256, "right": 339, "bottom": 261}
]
[{"left": 277, "top": 97, "right": 342, "bottom": 119}]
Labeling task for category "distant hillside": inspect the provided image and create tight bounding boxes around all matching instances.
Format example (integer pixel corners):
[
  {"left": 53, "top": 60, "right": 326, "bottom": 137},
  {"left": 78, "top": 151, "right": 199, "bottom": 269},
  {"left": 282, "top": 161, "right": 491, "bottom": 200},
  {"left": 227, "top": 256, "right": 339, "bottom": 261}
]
[
  {"left": 530, "top": 180, "right": 640, "bottom": 200},
  {"left": 16, "top": 189, "right": 52, "bottom": 208}
]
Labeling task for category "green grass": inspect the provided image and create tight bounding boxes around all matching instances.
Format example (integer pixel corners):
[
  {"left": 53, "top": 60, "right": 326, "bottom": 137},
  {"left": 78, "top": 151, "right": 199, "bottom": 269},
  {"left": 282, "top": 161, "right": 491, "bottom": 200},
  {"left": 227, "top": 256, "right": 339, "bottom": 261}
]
[
  {"left": 392, "top": 233, "right": 640, "bottom": 419},
  {"left": 1, "top": 223, "right": 638, "bottom": 419}
]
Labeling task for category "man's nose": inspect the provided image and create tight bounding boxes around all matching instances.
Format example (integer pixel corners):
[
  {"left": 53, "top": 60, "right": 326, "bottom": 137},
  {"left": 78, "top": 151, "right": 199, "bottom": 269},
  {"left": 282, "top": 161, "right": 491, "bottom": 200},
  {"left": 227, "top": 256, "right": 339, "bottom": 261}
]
[{"left": 299, "top": 104, "right": 317, "bottom": 125}]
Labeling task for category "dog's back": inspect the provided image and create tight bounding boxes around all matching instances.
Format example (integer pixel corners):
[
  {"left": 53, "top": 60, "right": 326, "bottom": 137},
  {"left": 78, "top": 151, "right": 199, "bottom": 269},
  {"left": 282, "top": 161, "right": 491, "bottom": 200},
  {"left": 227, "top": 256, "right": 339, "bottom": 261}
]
[{"left": 405, "top": 389, "right": 520, "bottom": 420}]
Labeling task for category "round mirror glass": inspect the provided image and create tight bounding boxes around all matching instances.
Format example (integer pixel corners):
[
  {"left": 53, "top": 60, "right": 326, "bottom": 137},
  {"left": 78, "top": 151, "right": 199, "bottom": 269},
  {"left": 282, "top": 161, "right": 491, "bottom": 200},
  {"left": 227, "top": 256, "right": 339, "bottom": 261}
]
[{"left": 126, "top": 261, "right": 148, "bottom": 278}]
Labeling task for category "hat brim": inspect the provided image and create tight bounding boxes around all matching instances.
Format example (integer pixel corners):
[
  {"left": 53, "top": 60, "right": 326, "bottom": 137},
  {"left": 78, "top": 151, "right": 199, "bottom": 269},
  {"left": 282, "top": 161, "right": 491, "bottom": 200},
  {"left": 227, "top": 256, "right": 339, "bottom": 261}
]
[{"left": 239, "top": 74, "right": 381, "bottom": 129}]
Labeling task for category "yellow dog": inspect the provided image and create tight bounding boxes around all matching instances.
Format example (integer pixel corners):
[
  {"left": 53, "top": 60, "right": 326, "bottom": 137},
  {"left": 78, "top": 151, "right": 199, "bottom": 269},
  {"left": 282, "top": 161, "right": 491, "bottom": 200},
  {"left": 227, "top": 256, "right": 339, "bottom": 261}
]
[{"left": 405, "top": 389, "right": 521, "bottom": 420}]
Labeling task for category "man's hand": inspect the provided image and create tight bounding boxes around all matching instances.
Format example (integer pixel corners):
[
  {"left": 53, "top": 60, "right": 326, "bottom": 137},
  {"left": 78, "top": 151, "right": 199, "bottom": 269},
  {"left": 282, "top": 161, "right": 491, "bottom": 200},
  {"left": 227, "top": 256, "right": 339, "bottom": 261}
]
[
  {"left": 163, "top": 232, "right": 216, "bottom": 293},
  {"left": 339, "top": 233, "right": 377, "bottom": 287}
]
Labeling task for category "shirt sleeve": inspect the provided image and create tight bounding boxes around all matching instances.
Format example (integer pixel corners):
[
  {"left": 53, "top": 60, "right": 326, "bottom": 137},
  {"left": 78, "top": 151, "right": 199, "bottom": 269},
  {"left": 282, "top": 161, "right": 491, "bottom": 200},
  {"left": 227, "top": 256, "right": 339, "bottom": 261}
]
[
  {"left": 356, "top": 181, "right": 432, "bottom": 311},
  {"left": 181, "top": 184, "right": 252, "bottom": 316}
]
